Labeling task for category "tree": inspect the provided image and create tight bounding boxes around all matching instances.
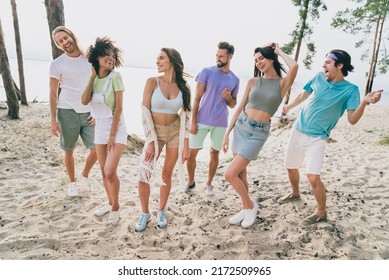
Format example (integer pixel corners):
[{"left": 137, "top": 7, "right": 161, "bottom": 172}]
[
  {"left": 11, "top": 0, "right": 27, "bottom": 105},
  {"left": 282, "top": 0, "right": 327, "bottom": 106},
  {"left": 0, "top": 17, "right": 19, "bottom": 119},
  {"left": 44, "top": 0, "right": 64, "bottom": 59},
  {"left": 332, "top": 0, "right": 389, "bottom": 94}
]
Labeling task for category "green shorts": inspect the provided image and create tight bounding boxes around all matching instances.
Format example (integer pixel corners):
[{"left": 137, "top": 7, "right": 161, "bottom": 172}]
[
  {"left": 189, "top": 124, "right": 226, "bottom": 151},
  {"left": 58, "top": 108, "right": 95, "bottom": 151}
]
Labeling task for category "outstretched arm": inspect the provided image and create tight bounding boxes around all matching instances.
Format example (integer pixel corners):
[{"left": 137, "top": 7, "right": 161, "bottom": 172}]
[
  {"left": 283, "top": 90, "right": 310, "bottom": 114},
  {"left": 348, "top": 89, "right": 383, "bottom": 125}
]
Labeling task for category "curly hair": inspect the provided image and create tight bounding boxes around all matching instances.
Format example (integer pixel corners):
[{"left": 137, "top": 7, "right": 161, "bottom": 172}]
[
  {"left": 161, "top": 48, "right": 191, "bottom": 112},
  {"left": 86, "top": 37, "right": 123, "bottom": 73}
]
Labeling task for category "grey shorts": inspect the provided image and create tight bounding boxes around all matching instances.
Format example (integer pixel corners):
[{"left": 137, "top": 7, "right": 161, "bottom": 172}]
[
  {"left": 58, "top": 108, "right": 95, "bottom": 151},
  {"left": 232, "top": 111, "right": 270, "bottom": 160}
]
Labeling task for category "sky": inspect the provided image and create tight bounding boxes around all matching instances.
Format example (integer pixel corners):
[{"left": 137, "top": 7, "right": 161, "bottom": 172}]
[{"left": 0, "top": 0, "right": 387, "bottom": 92}]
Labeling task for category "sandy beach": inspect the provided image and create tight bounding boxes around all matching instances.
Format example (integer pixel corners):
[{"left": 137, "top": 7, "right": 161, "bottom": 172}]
[{"left": 0, "top": 102, "right": 388, "bottom": 260}]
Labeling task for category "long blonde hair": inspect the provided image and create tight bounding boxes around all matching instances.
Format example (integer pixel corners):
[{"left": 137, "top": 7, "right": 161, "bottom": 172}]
[{"left": 52, "top": 26, "right": 83, "bottom": 54}]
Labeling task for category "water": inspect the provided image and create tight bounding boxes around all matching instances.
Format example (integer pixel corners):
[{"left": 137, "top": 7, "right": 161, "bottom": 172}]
[{"left": 1, "top": 58, "right": 388, "bottom": 136}]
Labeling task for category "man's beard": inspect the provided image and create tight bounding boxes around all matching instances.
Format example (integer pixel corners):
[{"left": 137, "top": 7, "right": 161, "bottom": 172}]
[{"left": 217, "top": 61, "right": 228, "bottom": 68}]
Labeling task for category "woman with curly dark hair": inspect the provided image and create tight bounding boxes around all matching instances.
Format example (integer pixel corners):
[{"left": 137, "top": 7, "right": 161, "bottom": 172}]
[
  {"left": 81, "top": 37, "right": 127, "bottom": 225},
  {"left": 135, "top": 48, "right": 191, "bottom": 232}
]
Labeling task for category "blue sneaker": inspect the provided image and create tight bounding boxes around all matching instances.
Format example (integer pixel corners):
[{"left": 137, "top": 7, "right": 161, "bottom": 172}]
[
  {"left": 157, "top": 210, "right": 168, "bottom": 228},
  {"left": 135, "top": 213, "right": 150, "bottom": 232}
]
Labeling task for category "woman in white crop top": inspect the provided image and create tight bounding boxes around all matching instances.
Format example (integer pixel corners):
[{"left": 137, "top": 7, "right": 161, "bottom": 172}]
[{"left": 135, "top": 48, "right": 191, "bottom": 232}]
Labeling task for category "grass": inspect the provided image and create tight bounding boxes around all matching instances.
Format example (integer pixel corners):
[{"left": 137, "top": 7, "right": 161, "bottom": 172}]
[{"left": 378, "top": 135, "right": 389, "bottom": 146}]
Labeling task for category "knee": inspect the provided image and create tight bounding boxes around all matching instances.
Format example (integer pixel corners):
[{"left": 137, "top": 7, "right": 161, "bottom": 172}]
[
  {"left": 210, "top": 149, "right": 219, "bottom": 160},
  {"left": 307, "top": 174, "right": 320, "bottom": 186},
  {"left": 224, "top": 168, "right": 234, "bottom": 183},
  {"left": 162, "top": 169, "right": 173, "bottom": 183},
  {"left": 104, "top": 168, "right": 116, "bottom": 181}
]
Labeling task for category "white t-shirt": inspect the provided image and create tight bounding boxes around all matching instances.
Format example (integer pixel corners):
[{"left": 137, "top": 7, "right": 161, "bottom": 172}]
[{"left": 49, "top": 54, "right": 92, "bottom": 113}]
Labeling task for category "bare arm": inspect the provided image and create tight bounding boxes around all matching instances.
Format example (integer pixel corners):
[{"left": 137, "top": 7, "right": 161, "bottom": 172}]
[
  {"left": 81, "top": 67, "right": 96, "bottom": 105},
  {"left": 283, "top": 90, "right": 310, "bottom": 114},
  {"left": 272, "top": 43, "right": 299, "bottom": 97},
  {"left": 222, "top": 78, "right": 255, "bottom": 153},
  {"left": 49, "top": 77, "right": 60, "bottom": 137},
  {"left": 190, "top": 82, "right": 206, "bottom": 134},
  {"left": 108, "top": 90, "right": 124, "bottom": 151},
  {"left": 348, "top": 89, "right": 383, "bottom": 125}
]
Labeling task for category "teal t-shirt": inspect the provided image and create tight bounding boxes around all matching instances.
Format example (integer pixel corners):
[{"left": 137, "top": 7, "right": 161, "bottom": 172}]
[
  {"left": 295, "top": 72, "right": 360, "bottom": 140},
  {"left": 93, "top": 71, "right": 125, "bottom": 112}
]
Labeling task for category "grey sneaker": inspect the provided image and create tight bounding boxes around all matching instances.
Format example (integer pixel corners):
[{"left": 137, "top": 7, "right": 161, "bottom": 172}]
[
  {"left": 157, "top": 210, "right": 168, "bottom": 228},
  {"left": 277, "top": 193, "right": 301, "bottom": 204},
  {"left": 135, "top": 213, "right": 150, "bottom": 232},
  {"left": 302, "top": 213, "right": 327, "bottom": 225}
]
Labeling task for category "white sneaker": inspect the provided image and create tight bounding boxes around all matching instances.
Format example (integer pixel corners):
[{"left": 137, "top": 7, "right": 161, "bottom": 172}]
[
  {"left": 67, "top": 182, "right": 78, "bottom": 197},
  {"left": 205, "top": 186, "right": 214, "bottom": 197},
  {"left": 241, "top": 202, "right": 259, "bottom": 228},
  {"left": 78, "top": 173, "right": 91, "bottom": 191},
  {"left": 107, "top": 210, "right": 120, "bottom": 224},
  {"left": 228, "top": 209, "right": 245, "bottom": 225},
  {"left": 93, "top": 204, "right": 112, "bottom": 217}
]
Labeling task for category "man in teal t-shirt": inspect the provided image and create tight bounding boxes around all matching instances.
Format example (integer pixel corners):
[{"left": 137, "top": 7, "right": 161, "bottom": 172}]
[{"left": 278, "top": 49, "right": 383, "bottom": 225}]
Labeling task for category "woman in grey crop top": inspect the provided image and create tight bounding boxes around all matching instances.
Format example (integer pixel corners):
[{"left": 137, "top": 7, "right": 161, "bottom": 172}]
[
  {"left": 136, "top": 48, "right": 192, "bottom": 232},
  {"left": 221, "top": 42, "right": 298, "bottom": 229}
]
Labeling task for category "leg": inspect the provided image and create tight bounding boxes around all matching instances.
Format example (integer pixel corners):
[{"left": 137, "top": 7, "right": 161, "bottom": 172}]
[
  {"left": 287, "top": 168, "right": 300, "bottom": 196},
  {"left": 207, "top": 148, "right": 220, "bottom": 187},
  {"left": 159, "top": 147, "right": 179, "bottom": 211},
  {"left": 224, "top": 155, "right": 252, "bottom": 209},
  {"left": 186, "top": 148, "right": 199, "bottom": 185},
  {"left": 82, "top": 148, "right": 97, "bottom": 177},
  {"left": 64, "top": 150, "right": 76, "bottom": 182},
  {"left": 104, "top": 144, "right": 126, "bottom": 211},
  {"left": 95, "top": 144, "right": 111, "bottom": 204},
  {"left": 307, "top": 174, "right": 326, "bottom": 216}
]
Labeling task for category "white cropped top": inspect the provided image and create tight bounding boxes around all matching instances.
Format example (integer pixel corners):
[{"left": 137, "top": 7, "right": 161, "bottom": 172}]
[{"left": 151, "top": 78, "right": 183, "bottom": 114}]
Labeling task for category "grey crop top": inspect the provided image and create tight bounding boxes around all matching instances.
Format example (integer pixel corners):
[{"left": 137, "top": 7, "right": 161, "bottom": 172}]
[
  {"left": 246, "top": 77, "right": 282, "bottom": 116},
  {"left": 151, "top": 78, "right": 183, "bottom": 114}
]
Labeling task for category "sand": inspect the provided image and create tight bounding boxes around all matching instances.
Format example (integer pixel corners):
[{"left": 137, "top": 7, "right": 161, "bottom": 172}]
[{"left": 0, "top": 102, "right": 388, "bottom": 260}]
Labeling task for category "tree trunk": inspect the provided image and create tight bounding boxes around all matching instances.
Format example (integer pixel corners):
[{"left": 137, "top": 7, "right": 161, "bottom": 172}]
[
  {"left": 366, "top": 5, "right": 387, "bottom": 94},
  {"left": 283, "top": 0, "right": 309, "bottom": 108},
  {"left": 44, "top": 0, "right": 65, "bottom": 59},
  {"left": 11, "top": 0, "right": 27, "bottom": 105},
  {"left": 0, "top": 17, "right": 19, "bottom": 119},
  {"left": 365, "top": 16, "right": 380, "bottom": 95}
]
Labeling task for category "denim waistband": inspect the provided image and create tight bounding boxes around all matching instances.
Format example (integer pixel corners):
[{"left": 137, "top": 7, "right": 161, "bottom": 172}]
[{"left": 239, "top": 110, "right": 271, "bottom": 128}]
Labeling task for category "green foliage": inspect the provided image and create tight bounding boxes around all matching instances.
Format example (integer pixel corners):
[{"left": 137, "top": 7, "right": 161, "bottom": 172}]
[{"left": 283, "top": 0, "right": 327, "bottom": 69}]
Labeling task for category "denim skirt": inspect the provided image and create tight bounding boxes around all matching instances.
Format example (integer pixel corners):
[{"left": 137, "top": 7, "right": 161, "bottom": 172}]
[{"left": 232, "top": 111, "right": 271, "bottom": 160}]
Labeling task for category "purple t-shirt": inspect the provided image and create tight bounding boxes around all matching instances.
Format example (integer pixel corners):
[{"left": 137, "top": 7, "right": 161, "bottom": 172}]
[{"left": 196, "top": 66, "right": 240, "bottom": 127}]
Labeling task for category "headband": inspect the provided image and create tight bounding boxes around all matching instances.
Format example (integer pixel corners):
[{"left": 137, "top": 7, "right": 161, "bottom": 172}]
[{"left": 326, "top": 53, "right": 338, "bottom": 61}]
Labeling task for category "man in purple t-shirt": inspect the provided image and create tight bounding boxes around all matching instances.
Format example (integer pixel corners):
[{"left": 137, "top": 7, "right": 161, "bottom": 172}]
[{"left": 186, "top": 42, "right": 240, "bottom": 196}]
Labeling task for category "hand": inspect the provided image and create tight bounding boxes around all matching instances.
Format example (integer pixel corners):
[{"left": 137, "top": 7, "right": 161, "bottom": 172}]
[
  {"left": 221, "top": 88, "right": 231, "bottom": 101},
  {"left": 144, "top": 142, "right": 155, "bottom": 163},
  {"left": 269, "top": 42, "right": 280, "bottom": 55},
  {"left": 282, "top": 105, "right": 290, "bottom": 114},
  {"left": 88, "top": 115, "right": 96, "bottom": 126},
  {"left": 51, "top": 120, "right": 61, "bottom": 137},
  {"left": 189, "top": 122, "right": 198, "bottom": 135},
  {"left": 91, "top": 66, "right": 97, "bottom": 78},
  {"left": 222, "top": 134, "right": 229, "bottom": 154},
  {"left": 182, "top": 146, "right": 190, "bottom": 164},
  {"left": 363, "top": 89, "right": 383, "bottom": 104},
  {"left": 107, "top": 136, "right": 115, "bottom": 152}
]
